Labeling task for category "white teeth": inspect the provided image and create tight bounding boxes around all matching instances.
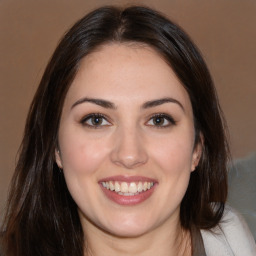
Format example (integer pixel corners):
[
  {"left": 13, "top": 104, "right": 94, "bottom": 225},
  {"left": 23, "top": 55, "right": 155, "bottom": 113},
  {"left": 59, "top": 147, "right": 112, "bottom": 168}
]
[
  {"left": 143, "top": 182, "right": 148, "bottom": 191},
  {"left": 138, "top": 182, "right": 143, "bottom": 192},
  {"left": 121, "top": 182, "right": 129, "bottom": 193},
  {"left": 128, "top": 182, "right": 137, "bottom": 193},
  {"left": 102, "top": 181, "right": 154, "bottom": 195},
  {"left": 114, "top": 181, "right": 120, "bottom": 192},
  {"left": 109, "top": 181, "right": 115, "bottom": 191}
]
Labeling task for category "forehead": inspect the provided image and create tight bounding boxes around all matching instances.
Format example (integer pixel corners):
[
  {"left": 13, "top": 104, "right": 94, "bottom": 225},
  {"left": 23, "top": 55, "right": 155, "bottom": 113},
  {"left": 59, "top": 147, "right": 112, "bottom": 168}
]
[{"left": 64, "top": 43, "right": 192, "bottom": 112}]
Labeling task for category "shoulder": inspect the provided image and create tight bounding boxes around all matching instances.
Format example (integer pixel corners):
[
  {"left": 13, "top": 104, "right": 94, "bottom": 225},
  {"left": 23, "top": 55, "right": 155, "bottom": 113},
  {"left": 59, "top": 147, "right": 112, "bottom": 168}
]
[{"left": 200, "top": 205, "right": 256, "bottom": 256}]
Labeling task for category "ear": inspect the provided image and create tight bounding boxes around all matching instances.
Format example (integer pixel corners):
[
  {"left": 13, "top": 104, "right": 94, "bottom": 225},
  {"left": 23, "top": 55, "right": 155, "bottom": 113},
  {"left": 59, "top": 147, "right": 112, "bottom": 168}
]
[
  {"left": 191, "top": 133, "right": 204, "bottom": 172},
  {"left": 55, "top": 148, "right": 63, "bottom": 169}
]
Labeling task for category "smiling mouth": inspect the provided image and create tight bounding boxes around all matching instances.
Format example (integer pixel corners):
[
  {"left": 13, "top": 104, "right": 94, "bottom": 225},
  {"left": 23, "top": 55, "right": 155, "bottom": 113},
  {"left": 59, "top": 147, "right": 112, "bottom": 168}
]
[
  {"left": 101, "top": 181, "right": 155, "bottom": 196},
  {"left": 99, "top": 176, "right": 157, "bottom": 205}
]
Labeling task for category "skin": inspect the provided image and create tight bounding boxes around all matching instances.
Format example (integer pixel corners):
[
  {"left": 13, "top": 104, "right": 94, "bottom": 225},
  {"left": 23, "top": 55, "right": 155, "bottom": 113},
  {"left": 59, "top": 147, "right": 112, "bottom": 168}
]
[{"left": 56, "top": 43, "right": 202, "bottom": 256}]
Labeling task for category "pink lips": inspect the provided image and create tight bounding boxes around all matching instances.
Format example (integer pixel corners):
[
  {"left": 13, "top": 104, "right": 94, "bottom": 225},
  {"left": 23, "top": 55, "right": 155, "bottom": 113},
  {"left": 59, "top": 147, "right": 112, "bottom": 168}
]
[{"left": 99, "top": 175, "right": 157, "bottom": 206}]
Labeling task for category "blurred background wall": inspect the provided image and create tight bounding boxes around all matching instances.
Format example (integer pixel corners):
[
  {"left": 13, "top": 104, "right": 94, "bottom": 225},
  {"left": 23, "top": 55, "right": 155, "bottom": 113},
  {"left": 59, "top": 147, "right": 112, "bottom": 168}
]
[{"left": 1, "top": 0, "right": 256, "bottom": 217}]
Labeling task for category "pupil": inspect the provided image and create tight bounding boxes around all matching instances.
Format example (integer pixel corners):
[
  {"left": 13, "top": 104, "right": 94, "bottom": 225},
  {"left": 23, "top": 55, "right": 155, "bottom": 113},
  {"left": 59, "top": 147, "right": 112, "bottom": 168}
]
[
  {"left": 92, "top": 117, "right": 102, "bottom": 125},
  {"left": 154, "top": 117, "right": 163, "bottom": 125}
]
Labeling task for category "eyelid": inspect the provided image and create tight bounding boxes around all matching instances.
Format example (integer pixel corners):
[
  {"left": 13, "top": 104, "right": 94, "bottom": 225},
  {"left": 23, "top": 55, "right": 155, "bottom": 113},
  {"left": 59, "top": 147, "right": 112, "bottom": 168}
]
[
  {"left": 146, "top": 113, "right": 176, "bottom": 127},
  {"left": 80, "top": 113, "right": 112, "bottom": 128}
]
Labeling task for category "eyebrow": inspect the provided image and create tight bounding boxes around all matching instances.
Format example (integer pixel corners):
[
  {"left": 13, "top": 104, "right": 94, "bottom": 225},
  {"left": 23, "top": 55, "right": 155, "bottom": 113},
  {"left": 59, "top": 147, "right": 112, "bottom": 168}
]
[
  {"left": 71, "top": 97, "right": 184, "bottom": 111},
  {"left": 142, "top": 97, "right": 184, "bottom": 111},
  {"left": 71, "top": 97, "right": 116, "bottom": 109}
]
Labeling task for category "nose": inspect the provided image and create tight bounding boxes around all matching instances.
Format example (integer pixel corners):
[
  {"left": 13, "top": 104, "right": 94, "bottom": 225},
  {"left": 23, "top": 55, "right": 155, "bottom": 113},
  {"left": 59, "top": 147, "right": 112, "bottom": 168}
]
[{"left": 110, "top": 126, "right": 148, "bottom": 169}]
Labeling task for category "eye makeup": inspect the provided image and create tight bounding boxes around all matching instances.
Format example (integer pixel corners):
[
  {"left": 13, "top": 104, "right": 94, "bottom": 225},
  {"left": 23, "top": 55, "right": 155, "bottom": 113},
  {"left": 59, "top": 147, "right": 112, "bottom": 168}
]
[
  {"left": 80, "top": 113, "right": 112, "bottom": 128},
  {"left": 146, "top": 113, "right": 177, "bottom": 128}
]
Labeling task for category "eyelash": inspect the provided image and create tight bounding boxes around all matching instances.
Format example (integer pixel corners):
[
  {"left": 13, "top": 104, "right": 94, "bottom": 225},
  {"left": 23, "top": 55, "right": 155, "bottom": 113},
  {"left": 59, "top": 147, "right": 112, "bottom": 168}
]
[
  {"left": 80, "top": 113, "right": 111, "bottom": 129},
  {"left": 80, "top": 113, "right": 176, "bottom": 129},
  {"left": 146, "top": 113, "right": 176, "bottom": 128}
]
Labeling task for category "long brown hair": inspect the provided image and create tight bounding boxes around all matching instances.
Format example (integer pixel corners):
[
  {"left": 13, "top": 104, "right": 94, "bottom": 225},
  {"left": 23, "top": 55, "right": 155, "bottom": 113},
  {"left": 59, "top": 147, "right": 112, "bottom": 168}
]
[{"left": 1, "top": 5, "right": 229, "bottom": 256}]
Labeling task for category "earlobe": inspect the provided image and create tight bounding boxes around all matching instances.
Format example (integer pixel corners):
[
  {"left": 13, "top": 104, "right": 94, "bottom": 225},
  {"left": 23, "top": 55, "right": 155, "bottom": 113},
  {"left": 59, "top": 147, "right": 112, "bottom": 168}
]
[{"left": 55, "top": 148, "right": 63, "bottom": 169}]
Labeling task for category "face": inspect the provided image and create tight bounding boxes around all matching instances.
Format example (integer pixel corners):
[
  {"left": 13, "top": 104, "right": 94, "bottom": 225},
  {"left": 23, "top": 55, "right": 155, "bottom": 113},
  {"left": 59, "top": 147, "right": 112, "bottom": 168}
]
[{"left": 56, "top": 44, "right": 202, "bottom": 238}]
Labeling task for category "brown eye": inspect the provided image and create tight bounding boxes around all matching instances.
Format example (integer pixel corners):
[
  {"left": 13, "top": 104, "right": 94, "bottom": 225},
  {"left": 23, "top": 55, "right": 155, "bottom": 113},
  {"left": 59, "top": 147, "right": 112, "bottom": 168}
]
[
  {"left": 147, "top": 114, "right": 176, "bottom": 127},
  {"left": 91, "top": 116, "right": 103, "bottom": 126},
  {"left": 81, "top": 114, "right": 111, "bottom": 128},
  {"left": 152, "top": 116, "right": 165, "bottom": 126}
]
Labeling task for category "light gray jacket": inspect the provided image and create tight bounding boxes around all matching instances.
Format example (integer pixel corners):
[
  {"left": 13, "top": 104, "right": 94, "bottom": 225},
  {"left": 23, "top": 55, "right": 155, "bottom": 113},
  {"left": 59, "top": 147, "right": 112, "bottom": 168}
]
[{"left": 201, "top": 206, "right": 256, "bottom": 256}]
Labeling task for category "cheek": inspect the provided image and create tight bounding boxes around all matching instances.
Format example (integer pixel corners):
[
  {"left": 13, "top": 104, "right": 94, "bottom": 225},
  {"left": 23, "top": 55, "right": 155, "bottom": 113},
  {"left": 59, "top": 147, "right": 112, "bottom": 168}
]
[
  {"left": 150, "top": 131, "right": 195, "bottom": 174},
  {"left": 58, "top": 132, "right": 111, "bottom": 211},
  {"left": 59, "top": 130, "right": 110, "bottom": 177}
]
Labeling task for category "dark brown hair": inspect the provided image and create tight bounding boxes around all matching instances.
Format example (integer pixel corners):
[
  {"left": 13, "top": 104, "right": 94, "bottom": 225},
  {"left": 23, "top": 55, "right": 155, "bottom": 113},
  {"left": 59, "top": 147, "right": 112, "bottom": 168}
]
[{"left": 1, "top": 5, "right": 229, "bottom": 256}]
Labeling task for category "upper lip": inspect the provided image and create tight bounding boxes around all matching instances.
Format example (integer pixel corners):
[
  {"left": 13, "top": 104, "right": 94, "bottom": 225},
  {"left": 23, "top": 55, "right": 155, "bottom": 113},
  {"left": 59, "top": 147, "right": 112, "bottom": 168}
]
[{"left": 98, "top": 175, "right": 157, "bottom": 183}]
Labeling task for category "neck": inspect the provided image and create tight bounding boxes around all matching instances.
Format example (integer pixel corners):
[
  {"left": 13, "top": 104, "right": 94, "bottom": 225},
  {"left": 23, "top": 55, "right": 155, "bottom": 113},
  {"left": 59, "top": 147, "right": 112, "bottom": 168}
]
[{"left": 82, "top": 216, "right": 191, "bottom": 256}]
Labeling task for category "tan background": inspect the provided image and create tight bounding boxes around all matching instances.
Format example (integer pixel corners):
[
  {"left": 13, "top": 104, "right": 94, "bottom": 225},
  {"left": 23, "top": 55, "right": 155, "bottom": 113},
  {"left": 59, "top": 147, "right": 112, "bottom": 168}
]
[{"left": 1, "top": 0, "right": 256, "bottom": 218}]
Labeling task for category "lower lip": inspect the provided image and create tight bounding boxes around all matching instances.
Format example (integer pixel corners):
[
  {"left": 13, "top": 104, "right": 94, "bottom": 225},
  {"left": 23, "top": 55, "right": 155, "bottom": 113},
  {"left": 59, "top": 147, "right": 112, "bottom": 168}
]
[{"left": 100, "top": 185, "right": 157, "bottom": 206}]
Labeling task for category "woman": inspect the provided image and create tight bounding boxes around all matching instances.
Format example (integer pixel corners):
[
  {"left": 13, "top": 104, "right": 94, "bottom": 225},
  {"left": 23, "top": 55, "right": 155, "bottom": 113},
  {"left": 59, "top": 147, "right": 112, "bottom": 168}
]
[{"left": 1, "top": 5, "right": 255, "bottom": 256}]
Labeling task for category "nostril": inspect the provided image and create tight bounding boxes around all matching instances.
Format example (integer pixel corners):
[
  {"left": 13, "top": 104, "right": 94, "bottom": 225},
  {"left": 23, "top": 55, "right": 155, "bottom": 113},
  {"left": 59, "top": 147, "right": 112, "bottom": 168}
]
[
  {"left": 110, "top": 149, "right": 148, "bottom": 169},
  {"left": 109, "top": 129, "right": 148, "bottom": 168}
]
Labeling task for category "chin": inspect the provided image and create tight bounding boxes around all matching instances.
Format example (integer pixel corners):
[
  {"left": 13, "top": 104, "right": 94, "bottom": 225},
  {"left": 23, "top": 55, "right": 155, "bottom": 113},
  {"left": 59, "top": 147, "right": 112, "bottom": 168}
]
[
  {"left": 99, "top": 214, "right": 155, "bottom": 238},
  {"left": 105, "top": 224, "right": 150, "bottom": 238}
]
